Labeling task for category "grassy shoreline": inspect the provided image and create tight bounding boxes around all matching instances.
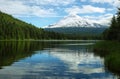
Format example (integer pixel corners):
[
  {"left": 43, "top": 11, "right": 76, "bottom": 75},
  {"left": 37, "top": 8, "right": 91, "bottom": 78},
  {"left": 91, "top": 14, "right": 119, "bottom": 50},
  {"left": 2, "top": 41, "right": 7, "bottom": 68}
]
[{"left": 94, "top": 41, "right": 120, "bottom": 75}]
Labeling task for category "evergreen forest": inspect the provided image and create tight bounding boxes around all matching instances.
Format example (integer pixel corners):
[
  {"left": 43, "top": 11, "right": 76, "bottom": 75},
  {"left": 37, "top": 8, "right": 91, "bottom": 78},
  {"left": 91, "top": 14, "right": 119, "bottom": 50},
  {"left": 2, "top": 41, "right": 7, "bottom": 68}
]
[{"left": 0, "top": 11, "right": 66, "bottom": 40}]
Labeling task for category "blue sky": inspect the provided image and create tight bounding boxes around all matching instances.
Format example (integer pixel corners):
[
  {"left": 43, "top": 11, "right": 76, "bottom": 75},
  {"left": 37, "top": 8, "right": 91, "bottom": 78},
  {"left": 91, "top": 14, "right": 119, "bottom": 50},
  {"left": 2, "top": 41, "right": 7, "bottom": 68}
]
[{"left": 0, "top": 0, "right": 120, "bottom": 27}]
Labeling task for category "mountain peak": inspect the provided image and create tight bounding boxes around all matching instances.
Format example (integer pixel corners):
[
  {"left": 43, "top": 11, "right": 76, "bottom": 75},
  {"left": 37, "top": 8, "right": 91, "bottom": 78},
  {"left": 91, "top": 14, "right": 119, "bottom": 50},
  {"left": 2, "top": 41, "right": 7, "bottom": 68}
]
[
  {"left": 46, "top": 15, "right": 107, "bottom": 28},
  {"left": 65, "top": 14, "right": 81, "bottom": 18}
]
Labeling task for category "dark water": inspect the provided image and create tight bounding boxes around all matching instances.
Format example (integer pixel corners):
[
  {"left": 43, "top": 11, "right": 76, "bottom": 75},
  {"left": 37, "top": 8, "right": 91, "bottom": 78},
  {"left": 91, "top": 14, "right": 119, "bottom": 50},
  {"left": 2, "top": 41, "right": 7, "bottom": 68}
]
[{"left": 0, "top": 41, "right": 118, "bottom": 79}]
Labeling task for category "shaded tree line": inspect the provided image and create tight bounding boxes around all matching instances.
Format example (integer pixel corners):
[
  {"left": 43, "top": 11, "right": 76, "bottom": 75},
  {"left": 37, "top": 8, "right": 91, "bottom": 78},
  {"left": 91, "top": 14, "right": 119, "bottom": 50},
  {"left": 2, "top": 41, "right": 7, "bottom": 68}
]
[
  {"left": 0, "top": 11, "right": 66, "bottom": 40},
  {"left": 103, "top": 8, "right": 120, "bottom": 41}
]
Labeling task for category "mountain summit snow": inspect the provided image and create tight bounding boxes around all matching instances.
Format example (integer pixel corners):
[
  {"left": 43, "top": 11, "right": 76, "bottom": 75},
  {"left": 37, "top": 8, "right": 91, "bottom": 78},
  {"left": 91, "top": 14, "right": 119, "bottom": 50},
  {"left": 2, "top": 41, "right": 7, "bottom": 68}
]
[
  {"left": 45, "top": 14, "right": 108, "bottom": 28},
  {"left": 44, "top": 14, "right": 109, "bottom": 35}
]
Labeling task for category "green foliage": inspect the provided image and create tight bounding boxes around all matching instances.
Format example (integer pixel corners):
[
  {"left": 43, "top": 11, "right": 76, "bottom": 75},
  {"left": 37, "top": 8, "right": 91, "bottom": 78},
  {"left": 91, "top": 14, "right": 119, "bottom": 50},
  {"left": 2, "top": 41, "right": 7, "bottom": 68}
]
[
  {"left": 103, "top": 8, "right": 120, "bottom": 41},
  {"left": 99, "top": 8, "right": 120, "bottom": 74},
  {"left": 0, "top": 11, "right": 66, "bottom": 40},
  {"left": 105, "top": 53, "right": 120, "bottom": 73},
  {"left": 94, "top": 41, "right": 120, "bottom": 75},
  {"left": 46, "top": 27, "right": 105, "bottom": 40}
]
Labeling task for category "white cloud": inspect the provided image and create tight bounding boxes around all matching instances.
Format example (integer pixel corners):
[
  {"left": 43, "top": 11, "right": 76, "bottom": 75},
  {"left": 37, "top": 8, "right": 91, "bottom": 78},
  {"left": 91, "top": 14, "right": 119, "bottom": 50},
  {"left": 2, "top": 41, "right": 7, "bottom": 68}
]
[
  {"left": 83, "top": 13, "right": 113, "bottom": 26},
  {"left": 91, "top": 0, "right": 113, "bottom": 4},
  {"left": 98, "top": 14, "right": 113, "bottom": 25},
  {"left": 65, "top": 5, "right": 106, "bottom": 15},
  {"left": 23, "top": 0, "right": 75, "bottom": 6},
  {"left": 114, "top": 0, "right": 120, "bottom": 7},
  {"left": 90, "top": 0, "right": 120, "bottom": 7},
  {"left": 0, "top": 0, "right": 58, "bottom": 17},
  {"left": 30, "top": 6, "right": 57, "bottom": 17},
  {"left": 0, "top": 0, "right": 116, "bottom": 26}
]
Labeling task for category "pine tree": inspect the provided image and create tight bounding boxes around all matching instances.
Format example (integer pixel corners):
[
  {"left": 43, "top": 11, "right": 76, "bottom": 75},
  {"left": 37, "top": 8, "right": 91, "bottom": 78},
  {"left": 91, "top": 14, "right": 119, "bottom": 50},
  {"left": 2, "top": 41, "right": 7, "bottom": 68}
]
[
  {"left": 109, "top": 16, "right": 118, "bottom": 40},
  {"left": 103, "top": 8, "right": 120, "bottom": 41},
  {"left": 116, "top": 8, "right": 120, "bottom": 40}
]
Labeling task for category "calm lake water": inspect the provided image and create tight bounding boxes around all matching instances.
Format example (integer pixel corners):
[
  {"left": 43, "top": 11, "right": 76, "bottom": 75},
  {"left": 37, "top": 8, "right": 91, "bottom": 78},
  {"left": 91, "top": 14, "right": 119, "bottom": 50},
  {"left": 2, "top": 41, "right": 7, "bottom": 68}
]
[{"left": 0, "top": 40, "right": 118, "bottom": 79}]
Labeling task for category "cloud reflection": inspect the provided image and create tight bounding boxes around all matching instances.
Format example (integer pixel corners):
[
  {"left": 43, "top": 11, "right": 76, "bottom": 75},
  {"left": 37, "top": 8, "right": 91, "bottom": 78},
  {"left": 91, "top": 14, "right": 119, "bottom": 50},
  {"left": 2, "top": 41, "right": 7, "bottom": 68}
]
[{"left": 0, "top": 43, "right": 117, "bottom": 79}]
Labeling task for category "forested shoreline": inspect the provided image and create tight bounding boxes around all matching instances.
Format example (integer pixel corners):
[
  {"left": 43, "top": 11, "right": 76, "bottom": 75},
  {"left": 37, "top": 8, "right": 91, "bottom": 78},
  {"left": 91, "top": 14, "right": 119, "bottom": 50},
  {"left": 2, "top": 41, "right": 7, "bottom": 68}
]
[
  {"left": 0, "top": 11, "right": 67, "bottom": 40},
  {"left": 94, "top": 8, "right": 120, "bottom": 75}
]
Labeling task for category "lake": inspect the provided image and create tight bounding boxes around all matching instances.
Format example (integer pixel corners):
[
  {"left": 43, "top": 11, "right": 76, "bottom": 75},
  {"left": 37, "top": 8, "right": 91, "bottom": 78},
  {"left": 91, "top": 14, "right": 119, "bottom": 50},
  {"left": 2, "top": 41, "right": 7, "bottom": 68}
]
[{"left": 0, "top": 40, "right": 118, "bottom": 79}]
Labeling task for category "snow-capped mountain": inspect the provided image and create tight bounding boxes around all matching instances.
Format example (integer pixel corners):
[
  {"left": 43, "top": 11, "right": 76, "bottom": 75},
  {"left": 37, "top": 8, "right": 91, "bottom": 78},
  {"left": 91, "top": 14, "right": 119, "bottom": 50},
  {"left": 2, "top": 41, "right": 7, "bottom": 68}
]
[
  {"left": 45, "top": 14, "right": 108, "bottom": 28},
  {"left": 44, "top": 14, "right": 109, "bottom": 35}
]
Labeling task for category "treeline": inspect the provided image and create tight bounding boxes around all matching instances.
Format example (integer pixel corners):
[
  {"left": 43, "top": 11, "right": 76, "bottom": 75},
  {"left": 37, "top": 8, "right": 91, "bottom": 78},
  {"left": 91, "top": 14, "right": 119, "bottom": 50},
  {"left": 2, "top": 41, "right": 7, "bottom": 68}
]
[
  {"left": 0, "top": 11, "right": 66, "bottom": 40},
  {"left": 61, "top": 34, "right": 101, "bottom": 40},
  {"left": 0, "top": 11, "right": 102, "bottom": 40},
  {"left": 103, "top": 8, "right": 120, "bottom": 41}
]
